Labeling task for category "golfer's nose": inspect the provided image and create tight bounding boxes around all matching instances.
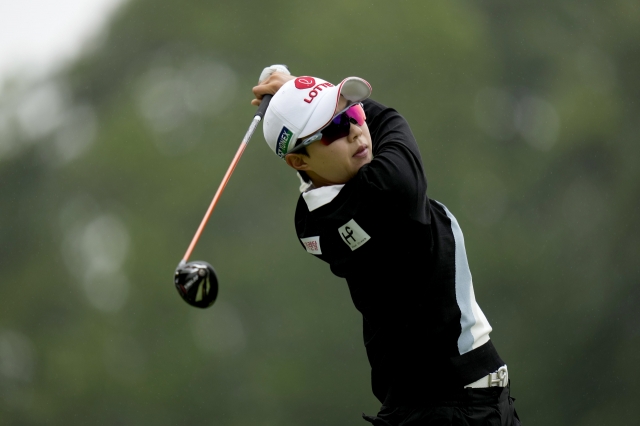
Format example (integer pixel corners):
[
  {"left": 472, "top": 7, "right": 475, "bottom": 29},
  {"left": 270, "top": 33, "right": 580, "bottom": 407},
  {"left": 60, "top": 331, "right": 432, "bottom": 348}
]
[{"left": 348, "top": 123, "right": 363, "bottom": 142}]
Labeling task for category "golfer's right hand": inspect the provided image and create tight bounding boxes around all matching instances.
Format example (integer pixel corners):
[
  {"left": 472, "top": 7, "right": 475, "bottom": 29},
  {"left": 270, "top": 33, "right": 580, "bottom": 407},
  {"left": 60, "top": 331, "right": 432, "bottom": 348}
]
[{"left": 251, "top": 71, "right": 296, "bottom": 106}]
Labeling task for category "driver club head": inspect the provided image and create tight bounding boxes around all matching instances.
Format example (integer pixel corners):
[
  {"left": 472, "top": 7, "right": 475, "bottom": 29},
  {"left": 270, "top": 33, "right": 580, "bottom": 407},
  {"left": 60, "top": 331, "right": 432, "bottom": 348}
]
[{"left": 174, "top": 261, "right": 218, "bottom": 308}]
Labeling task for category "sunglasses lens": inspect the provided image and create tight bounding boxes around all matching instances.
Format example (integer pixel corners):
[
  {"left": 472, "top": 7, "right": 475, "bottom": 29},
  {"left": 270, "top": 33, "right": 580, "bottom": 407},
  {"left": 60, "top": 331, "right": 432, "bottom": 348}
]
[
  {"left": 320, "top": 115, "right": 350, "bottom": 145},
  {"left": 345, "top": 103, "right": 366, "bottom": 126},
  {"left": 320, "top": 104, "right": 366, "bottom": 145}
]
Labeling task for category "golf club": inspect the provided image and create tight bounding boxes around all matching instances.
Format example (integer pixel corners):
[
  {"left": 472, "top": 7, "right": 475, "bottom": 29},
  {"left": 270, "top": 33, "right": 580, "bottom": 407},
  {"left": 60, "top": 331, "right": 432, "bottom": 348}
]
[
  {"left": 174, "top": 95, "right": 271, "bottom": 308},
  {"left": 174, "top": 65, "right": 290, "bottom": 308}
]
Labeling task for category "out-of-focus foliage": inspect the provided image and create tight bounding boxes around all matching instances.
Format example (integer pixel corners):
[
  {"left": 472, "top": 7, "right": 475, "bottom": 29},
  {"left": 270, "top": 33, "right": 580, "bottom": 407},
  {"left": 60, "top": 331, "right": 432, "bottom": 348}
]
[{"left": 1, "top": 0, "right": 639, "bottom": 424}]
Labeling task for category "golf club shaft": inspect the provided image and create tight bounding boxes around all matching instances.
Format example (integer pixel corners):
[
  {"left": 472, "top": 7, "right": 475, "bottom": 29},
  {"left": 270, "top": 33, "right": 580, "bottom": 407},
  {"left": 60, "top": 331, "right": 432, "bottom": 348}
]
[{"left": 181, "top": 95, "right": 273, "bottom": 264}]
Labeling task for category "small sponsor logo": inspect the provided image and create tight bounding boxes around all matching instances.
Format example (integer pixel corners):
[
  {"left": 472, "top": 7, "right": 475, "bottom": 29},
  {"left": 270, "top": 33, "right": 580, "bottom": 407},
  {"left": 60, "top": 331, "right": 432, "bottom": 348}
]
[
  {"left": 338, "top": 219, "right": 371, "bottom": 251},
  {"left": 275, "top": 126, "right": 294, "bottom": 158},
  {"left": 303, "top": 82, "right": 334, "bottom": 104},
  {"left": 300, "top": 236, "right": 322, "bottom": 255},
  {"left": 295, "top": 77, "right": 316, "bottom": 89}
]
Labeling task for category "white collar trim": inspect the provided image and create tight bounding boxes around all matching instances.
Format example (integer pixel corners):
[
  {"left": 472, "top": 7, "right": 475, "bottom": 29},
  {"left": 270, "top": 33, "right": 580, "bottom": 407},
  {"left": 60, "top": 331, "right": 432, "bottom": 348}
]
[{"left": 302, "top": 184, "right": 345, "bottom": 211}]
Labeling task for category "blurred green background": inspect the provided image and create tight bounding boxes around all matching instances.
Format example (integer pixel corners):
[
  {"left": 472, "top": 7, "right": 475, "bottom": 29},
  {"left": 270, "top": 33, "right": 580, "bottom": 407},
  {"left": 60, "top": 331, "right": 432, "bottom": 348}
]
[{"left": 1, "top": 0, "right": 639, "bottom": 424}]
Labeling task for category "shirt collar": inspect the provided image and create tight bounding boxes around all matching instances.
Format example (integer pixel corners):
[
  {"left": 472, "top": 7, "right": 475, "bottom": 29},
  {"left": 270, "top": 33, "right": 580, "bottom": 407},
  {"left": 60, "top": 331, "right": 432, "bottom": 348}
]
[{"left": 302, "top": 184, "right": 345, "bottom": 211}]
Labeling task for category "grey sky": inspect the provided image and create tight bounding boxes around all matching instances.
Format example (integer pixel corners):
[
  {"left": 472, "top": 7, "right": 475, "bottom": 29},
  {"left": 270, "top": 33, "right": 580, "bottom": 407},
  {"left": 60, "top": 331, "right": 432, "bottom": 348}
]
[{"left": 0, "top": 0, "right": 125, "bottom": 83}]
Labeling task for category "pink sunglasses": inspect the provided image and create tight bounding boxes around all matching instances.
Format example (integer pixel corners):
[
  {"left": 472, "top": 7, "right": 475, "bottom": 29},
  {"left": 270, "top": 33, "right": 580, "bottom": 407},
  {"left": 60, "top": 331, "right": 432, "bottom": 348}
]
[{"left": 291, "top": 103, "right": 366, "bottom": 152}]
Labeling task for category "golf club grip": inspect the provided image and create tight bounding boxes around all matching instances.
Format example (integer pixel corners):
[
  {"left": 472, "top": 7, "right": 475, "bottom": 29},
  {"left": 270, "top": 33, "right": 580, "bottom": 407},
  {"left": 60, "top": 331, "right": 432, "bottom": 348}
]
[{"left": 255, "top": 94, "right": 273, "bottom": 119}]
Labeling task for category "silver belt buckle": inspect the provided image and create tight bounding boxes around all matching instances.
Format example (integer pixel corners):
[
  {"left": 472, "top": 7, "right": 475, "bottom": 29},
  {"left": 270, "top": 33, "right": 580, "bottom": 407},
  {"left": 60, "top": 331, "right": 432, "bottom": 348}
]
[{"left": 488, "top": 366, "right": 509, "bottom": 387}]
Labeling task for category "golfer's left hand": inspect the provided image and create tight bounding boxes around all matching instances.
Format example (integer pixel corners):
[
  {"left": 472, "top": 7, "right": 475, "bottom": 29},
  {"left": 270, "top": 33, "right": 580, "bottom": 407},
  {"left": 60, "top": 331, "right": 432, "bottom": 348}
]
[{"left": 251, "top": 71, "right": 296, "bottom": 106}]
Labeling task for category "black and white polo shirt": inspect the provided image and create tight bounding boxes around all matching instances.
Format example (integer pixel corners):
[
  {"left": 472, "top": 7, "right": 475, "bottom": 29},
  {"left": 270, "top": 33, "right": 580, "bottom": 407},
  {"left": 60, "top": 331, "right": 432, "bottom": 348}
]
[{"left": 294, "top": 99, "right": 504, "bottom": 405}]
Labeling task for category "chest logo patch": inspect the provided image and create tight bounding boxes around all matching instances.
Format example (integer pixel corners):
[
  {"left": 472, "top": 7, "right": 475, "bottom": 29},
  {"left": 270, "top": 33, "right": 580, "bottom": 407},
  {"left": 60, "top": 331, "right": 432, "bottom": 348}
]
[
  {"left": 338, "top": 219, "right": 371, "bottom": 251},
  {"left": 300, "top": 236, "right": 322, "bottom": 255}
]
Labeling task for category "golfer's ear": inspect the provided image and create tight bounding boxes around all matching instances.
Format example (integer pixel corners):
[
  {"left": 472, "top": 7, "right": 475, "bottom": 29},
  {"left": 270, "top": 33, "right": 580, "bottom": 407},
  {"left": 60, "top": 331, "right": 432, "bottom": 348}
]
[{"left": 285, "top": 153, "right": 310, "bottom": 172}]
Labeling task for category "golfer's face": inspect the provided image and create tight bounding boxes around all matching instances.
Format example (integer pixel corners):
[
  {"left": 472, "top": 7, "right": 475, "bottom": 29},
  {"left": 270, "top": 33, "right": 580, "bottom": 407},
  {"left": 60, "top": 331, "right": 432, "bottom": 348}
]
[{"left": 304, "top": 98, "right": 373, "bottom": 184}]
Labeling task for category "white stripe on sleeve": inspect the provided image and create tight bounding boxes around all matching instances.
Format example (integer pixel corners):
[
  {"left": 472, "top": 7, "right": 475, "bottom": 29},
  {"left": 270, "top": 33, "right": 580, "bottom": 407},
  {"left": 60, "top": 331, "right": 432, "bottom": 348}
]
[{"left": 436, "top": 202, "right": 492, "bottom": 355}]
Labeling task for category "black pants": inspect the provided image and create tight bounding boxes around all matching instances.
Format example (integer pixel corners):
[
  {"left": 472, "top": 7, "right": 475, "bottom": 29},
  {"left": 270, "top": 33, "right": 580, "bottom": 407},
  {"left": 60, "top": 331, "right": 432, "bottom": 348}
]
[{"left": 362, "top": 384, "right": 521, "bottom": 426}]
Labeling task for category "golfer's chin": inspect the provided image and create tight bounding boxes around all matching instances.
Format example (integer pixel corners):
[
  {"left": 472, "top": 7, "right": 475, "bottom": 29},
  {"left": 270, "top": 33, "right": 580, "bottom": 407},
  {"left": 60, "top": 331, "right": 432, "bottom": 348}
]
[{"left": 350, "top": 152, "right": 372, "bottom": 171}]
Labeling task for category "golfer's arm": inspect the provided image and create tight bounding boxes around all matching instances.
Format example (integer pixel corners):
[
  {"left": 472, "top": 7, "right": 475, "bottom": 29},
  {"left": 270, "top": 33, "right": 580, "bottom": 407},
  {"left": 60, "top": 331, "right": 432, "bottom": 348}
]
[{"left": 360, "top": 99, "right": 427, "bottom": 201}]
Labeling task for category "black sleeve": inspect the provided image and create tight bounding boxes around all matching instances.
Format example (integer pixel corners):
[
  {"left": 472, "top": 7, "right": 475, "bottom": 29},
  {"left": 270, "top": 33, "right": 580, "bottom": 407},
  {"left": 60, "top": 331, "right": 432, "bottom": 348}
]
[{"left": 355, "top": 99, "right": 429, "bottom": 221}]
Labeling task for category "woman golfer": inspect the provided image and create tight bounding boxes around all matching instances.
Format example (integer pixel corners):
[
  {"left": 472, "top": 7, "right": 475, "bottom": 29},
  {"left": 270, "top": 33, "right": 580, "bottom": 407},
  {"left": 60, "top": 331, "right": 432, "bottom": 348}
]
[{"left": 252, "top": 71, "right": 521, "bottom": 426}]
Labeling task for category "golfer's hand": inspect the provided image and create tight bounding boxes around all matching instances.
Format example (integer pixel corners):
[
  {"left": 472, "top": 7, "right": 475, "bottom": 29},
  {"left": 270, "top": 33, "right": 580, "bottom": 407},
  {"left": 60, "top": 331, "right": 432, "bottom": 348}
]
[{"left": 251, "top": 72, "right": 296, "bottom": 106}]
